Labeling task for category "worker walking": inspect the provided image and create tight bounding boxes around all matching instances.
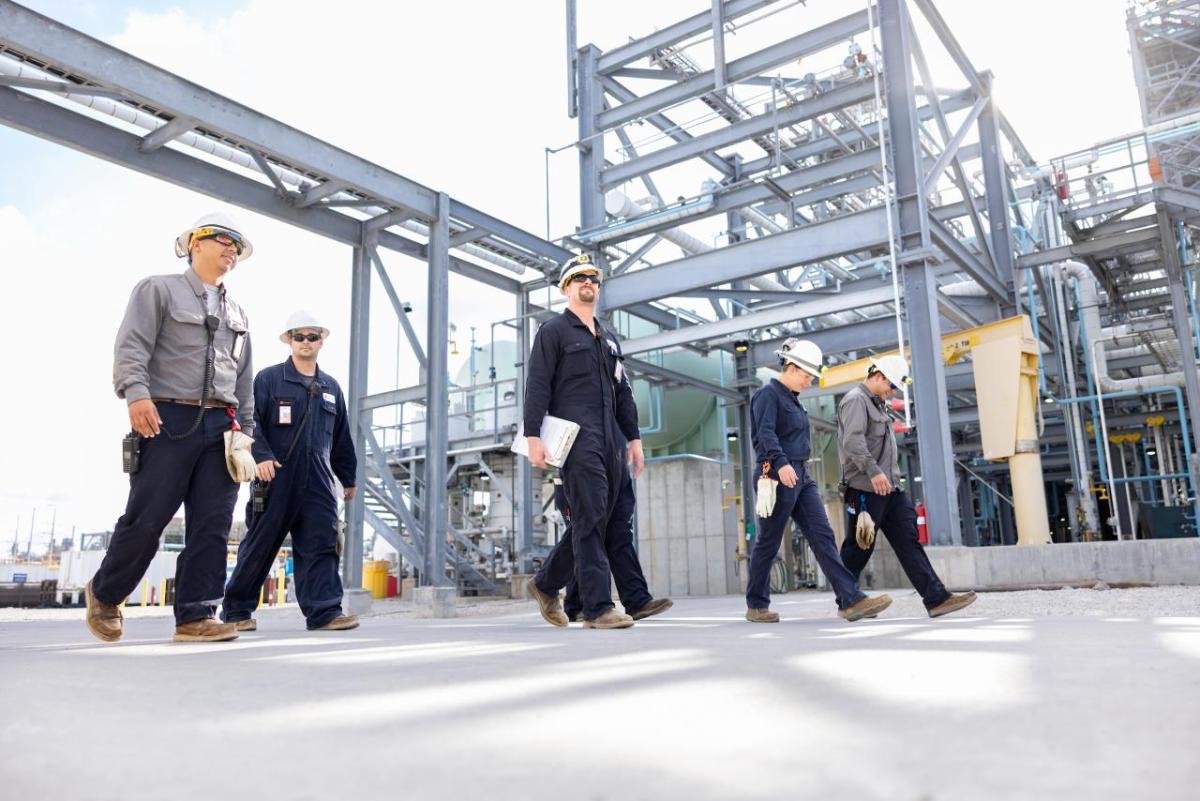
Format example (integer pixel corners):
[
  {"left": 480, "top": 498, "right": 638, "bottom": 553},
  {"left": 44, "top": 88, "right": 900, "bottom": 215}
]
[
  {"left": 523, "top": 253, "right": 657, "bottom": 629},
  {"left": 747, "top": 339, "right": 892, "bottom": 623},
  {"left": 86, "top": 212, "right": 256, "bottom": 644},
  {"left": 222, "top": 311, "right": 359, "bottom": 631},
  {"left": 549, "top": 481, "right": 673, "bottom": 624},
  {"left": 837, "top": 355, "right": 977, "bottom": 617}
]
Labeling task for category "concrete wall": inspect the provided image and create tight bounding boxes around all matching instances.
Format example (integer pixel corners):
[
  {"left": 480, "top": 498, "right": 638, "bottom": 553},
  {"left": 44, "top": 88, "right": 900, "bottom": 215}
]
[
  {"left": 860, "top": 538, "right": 1200, "bottom": 591},
  {"left": 635, "top": 458, "right": 740, "bottom": 597}
]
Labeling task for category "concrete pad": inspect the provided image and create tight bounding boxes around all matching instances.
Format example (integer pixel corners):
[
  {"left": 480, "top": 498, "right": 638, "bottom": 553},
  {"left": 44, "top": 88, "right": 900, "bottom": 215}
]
[
  {"left": 342, "top": 588, "right": 373, "bottom": 616},
  {"left": 412, "top": 586, "right": 456, "bottom": 618},
  {"left": 3, "top": 589, "right": 1198, "bottom": 800}
]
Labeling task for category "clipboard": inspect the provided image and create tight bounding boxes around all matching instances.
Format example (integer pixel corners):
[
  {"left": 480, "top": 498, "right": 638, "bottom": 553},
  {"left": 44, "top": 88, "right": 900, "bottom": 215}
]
[{"left": 511, "top": 415, "right": 581, "bottom": 468}]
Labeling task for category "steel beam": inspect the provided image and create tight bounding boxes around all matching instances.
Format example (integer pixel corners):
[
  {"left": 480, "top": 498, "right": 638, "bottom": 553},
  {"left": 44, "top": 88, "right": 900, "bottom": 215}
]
[
  {"left": 0, "top": 86, "right": 522, "bottom": 295},
  {"left": 1157, "top": 206, "right": 1200, "bottom": 523},
  {"left": 976, "top": 73, "right": 1017, "bottom": 294},
  {"left": 344, "top": 236, "right": 371, "bottom": 588},
  {"left": 600, "top": 79, "right": 877, "bottom": 187},
  {"left": 595, "top": 0, "right": 773, "bottom": 74},
  {"left": 881, "top": 0, "right": 960, "bottom": 545},
  {"left": 602, "top": 206, "right": 888, "bottom": 309},
  {"left": 367, "top": 247, "right": 427, "bottom": 370},
  {"left": 0, "top": 3, "right": 441, "bottom": 217},
  {"left": 597, "top": 9, "right": 869, "bottom": 130},
  {"left": 137, "top": 114, "right": 195, "bottom": 152},
  {"left": 515, "top": 291, "right": 534, "bottom": 573},
  {"left": 621, "top": 284, "right": 897, "bottom": 355},
  {"left": 1016, "top": 227, "right": 1162, "bottom": 268},
  {"left": 928, "top": 217, "right": 1009, "bottom": 302},
  {"left": 423, "top": 193, "right": 452, "bottom": 587},
  {"left": 600, "top": 75, "right": 735, "bottom": 178}
]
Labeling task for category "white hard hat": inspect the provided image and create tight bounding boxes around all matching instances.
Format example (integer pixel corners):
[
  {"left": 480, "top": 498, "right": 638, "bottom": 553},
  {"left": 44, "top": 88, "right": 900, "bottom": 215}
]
[
  {"left": 774, "top": 338, "right": 823, "bottom": 378},
  {"left": 558, "top": 252, "right": 602, "bottom": 290},
  {"left": 280, "top": 310, "right": 330, "bottom": 344},
  {"left": 871, "top": 354, "right": 910, "bottom": 385},
  {"left": 174, "top": 212, "right": 254, "bottom": 261}
]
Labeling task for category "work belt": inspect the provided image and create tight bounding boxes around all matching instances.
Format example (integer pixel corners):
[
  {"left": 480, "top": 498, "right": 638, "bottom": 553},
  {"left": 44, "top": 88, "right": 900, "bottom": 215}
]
[{"left": 152, "top": 397, "right": 234, "bottom": 409}]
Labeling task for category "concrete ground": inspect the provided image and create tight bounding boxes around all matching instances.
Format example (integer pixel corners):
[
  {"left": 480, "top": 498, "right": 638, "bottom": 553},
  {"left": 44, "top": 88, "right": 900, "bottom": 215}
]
[{"left": 2, "top": 587, "right": 1198, "bottom": 801}]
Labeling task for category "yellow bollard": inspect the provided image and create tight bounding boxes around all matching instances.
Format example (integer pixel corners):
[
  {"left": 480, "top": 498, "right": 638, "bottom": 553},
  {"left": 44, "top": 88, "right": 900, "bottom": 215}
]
[
  {"left": 141, "top": 578, "right": 149, "bottom": 608},
  {"left": 257, "top": 583, "right": 264, "bottom": 610},
  {"left": 276, "top": 565, "right": 285, "bottom": 606},
  {"left": 158, "top": 578, "right": 167, "bottom": 607}
]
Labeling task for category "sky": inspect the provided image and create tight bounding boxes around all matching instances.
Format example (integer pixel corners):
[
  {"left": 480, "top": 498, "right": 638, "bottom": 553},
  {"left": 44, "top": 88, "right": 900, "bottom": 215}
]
[{"left": 0, "top": 0, "right": 1142, "bottom": 552}]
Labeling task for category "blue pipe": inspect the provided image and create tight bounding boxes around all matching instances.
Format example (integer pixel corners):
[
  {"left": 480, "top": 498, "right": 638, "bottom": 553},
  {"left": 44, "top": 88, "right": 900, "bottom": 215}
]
[{"left": 1059, "top": 386, "right": 1199, "bottom": 530}]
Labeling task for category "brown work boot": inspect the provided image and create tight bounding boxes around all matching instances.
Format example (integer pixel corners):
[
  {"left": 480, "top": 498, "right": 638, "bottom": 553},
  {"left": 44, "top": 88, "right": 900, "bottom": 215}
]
[
  {"left": 311, "top": 614, "right": 360, "bottom": 631},
  {"left": 526, "top": 576, "right": 568, "bottom": 627},
  {"left": 583, "top": 609, "right": 635, "bottom": 629},
  {"left": 233, "top": 619, "right": 257, "bottom": 632},
  {"left": 745, "top": 608, "right": 780, "bottom": 623},
  {"left": 839, "top": 594, "right": 893, "bottom": 622},
  {"left": 929, "top": 591, "right": 977, "bottom": 618},
  {"left": 84, "top": 580, "right": 122, "bottom": 643},
  {"left": 630, "top": 598, "right": 673, "bottom": 621},
  {"left": 173, "top": 618, "right": 239, "bottom": 643}
]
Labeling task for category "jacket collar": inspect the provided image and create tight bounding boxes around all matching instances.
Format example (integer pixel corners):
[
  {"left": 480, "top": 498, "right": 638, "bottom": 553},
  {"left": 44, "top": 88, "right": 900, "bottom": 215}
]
[
  {"left": 183, "top": 267, "right": 224, "bottom": 299},
  {"left": 855, "top": 381, "right": 885, "bottom": 408},
  {"left": 283, "top": 356, "right": 327, "bottom": 390},
  {"left": 563, "top": 307, "right": 607, "bottom": 338},
  {"left": 769, "top": 377, "right": 802, "bottom": 403}
]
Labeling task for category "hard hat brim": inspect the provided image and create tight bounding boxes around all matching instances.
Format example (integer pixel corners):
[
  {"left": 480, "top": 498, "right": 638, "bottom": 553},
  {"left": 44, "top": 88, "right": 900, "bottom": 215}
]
[
  {"left": 280, "top": 326, "right": 331, "bottom": 344},
  {"left": 559, "top": 264, "right": 601, "bottom": 290}
]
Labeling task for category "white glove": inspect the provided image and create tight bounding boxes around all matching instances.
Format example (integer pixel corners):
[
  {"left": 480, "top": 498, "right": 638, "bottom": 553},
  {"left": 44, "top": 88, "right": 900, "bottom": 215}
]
[
  {"left": 224, "top": 429, "right": 257, "bottom": 483},
  {"left": 755, "top": 476, "right": 778, "bottom": 519},
  {"left": 855, "top": 509, "right": 878, "bottom": 550}
]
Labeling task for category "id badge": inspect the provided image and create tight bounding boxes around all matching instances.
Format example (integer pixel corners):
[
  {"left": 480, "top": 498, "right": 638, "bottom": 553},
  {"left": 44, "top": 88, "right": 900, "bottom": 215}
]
[{"left": 278, "top": 400, "right": 293, "bottom": 426}]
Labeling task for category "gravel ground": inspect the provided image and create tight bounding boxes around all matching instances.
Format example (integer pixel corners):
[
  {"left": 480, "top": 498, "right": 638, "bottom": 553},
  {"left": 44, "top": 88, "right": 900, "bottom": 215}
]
[{"left": 4, "top": 584, "right": 1198, "bottom": 623}]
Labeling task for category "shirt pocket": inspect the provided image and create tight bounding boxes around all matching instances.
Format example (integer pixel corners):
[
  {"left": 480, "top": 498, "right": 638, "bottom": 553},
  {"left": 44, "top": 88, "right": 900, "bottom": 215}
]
[
  {"left": 321, "top": 397, "right": 337, "bottom": 439},
  {"left": 167, "top": 306, "right": 209, "bottom": 348},
  {"left": 224, "top": 315, "right": 249, "bottom": 363},
  {"left": 562, "top": 340, "right": 593, "bottom": 379}
]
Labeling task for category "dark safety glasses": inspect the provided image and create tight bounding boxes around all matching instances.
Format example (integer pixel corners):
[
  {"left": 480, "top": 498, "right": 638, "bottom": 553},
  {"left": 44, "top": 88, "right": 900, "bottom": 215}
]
[
  {"left": 291, "top": 332, "right": 322, "bottom": 343},
  {"left": 570, "top": 273, "right": 601, "bottom": 285},
  {"left": 193, "top": 228, "right": 245, "bottom": 255}
]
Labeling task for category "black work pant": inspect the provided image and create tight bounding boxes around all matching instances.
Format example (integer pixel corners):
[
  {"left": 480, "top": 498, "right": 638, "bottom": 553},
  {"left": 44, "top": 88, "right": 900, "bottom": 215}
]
[
  {"left": 92, "top": 404, "right": 239, "bottom": 625},
  {"left": 840, "top": 488, "right": 950, "bottom": 609},
  {"left": 534, "top": 435, "right": 632, "bottom": 621},
  {"left": 223, "top": 467, "right": 344, "bottom": 629},
  {"left": 544, "top": 482, "right": 652, "bottom": 620},
  {"left": 746, "top": 472, "right": 867, "bottom": 610}
]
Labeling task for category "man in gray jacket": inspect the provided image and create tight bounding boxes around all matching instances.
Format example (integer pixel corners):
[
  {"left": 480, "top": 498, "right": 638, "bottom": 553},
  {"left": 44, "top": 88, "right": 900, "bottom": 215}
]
[
  {"left": 86, "top": 212, "right": 255, "bottom": 644},
  {"left": 837, "top": 354, "right": 976, "bottom": 618}
]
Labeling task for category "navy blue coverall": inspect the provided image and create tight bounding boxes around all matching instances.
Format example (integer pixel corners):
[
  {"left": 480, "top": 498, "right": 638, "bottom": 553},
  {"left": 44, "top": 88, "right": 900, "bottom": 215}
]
[
  {"left": 524, "top": 309, "right": 642, "bottom": 622},
  {"left": 747, "top": 378, "right": 868, "bottom": 611},
  {"left": 551, "top": 482, "right": 653, "bottom": 621},
  {"left": 222, "top": 358, "right": 356, "bottom": 628}
]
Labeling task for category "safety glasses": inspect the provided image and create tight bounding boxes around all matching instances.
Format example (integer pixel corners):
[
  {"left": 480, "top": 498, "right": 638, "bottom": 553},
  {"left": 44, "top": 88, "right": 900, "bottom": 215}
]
[
  {"left": 192, "top": 227, "right": 245, "bottom": 256},
  {"left": 570, "top": 273, "right": 601, "bottom": 285},
  {"left": 291, "top": 333, "right": 322, "bottom": 343}
]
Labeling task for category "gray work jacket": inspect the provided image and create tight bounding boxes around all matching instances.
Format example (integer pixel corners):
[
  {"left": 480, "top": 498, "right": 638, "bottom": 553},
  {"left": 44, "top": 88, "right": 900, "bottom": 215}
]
[
  {"left": 113, "top": 268, "right": 255, "bottom": 433},
  {"left": 837, "top": 382, "right": 899, "bottom": 492}
]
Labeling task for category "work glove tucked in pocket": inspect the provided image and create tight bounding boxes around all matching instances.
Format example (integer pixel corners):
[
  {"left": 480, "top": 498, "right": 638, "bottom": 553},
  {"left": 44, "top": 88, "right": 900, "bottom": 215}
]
[
  {"left": 755, "top": 476, "right": 778, "bottom": 519},
  {"left": 224, "top": 429, "right": 257, "bottom": 483}
]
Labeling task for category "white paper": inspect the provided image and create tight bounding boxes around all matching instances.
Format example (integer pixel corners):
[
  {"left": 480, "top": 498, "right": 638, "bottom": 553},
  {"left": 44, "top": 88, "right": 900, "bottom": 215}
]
[{"left": 511, "top": 415, "right": 581, "bottom": 468}]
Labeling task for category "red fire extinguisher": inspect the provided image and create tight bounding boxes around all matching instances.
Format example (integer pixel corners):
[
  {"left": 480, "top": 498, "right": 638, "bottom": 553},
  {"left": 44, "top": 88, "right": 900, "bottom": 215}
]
[
  {"left": 916, "top": 502, "right": 929, "bottom": 544},
  {"left": 1055, "top": 169, "right": 1069, "bottom": 201}
]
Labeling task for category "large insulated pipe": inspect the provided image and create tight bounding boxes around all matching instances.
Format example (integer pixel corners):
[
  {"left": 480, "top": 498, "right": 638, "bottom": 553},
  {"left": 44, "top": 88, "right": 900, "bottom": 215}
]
[
  {"left": 605, "top": 190, "right": 790, "bottom": 292},
  {"left": 1064, "top": 259, "right": 1187, "bottom": 392},
  {"left": 0, "top": 55, "right": 527, "bottom": 275}
]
